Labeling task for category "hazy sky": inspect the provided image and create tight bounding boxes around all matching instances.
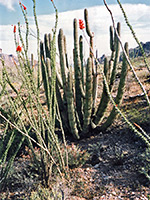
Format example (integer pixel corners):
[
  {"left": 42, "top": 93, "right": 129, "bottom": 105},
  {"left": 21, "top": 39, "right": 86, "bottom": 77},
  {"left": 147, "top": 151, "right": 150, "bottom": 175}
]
[
  {"left": 0, "top": 0, "right": 149, "bottom": 24},
  {"left": 0, "top": 0, "right": 150, "bottom": 59}
]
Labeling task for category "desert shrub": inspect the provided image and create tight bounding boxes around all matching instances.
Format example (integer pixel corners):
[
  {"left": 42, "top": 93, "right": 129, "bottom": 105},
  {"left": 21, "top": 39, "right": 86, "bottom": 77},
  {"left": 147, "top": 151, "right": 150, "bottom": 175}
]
[{"left": 29, "top": 185, "right": 64, "bottom": 200}]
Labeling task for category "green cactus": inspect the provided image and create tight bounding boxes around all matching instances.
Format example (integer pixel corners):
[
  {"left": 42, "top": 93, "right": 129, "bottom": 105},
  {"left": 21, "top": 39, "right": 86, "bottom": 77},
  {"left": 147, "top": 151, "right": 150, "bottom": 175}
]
[
  {"left": 73, "top": 18, "right": 85, "bottom": 124},
  {"left": 109, "top": 22, "right": 121, "bottom": 90},
  {"left": 93, "top": 57, "right": 109, "bottom": 126},
  {"left": 82, "top": 57, "right": 93, "bottom": 134},
  {"left": 48, "top": 33, "right": 52, "bottom": 58},
  {"left": 100, "top": 42, "right": 129, "bottom": 131},
  {"left": 44, "top": 33, "right": 50, "bottom": 59},
  {"left": 58, "top": 29, "right": 67, "bottom": 96},
  {"left": 93, "top": 22, "right": 121, "bottom": 126},
  {"left": 56, "top": 9, "right": 129, "bottom": 139},
  {"left": 64, "top": 35, "right": 69, "bottom": 69},
  {"left": 84, "top": 8, "right": 97, "bottom": 112},
  {"left": 110, "top": 26, "right": 115, "bottom": 52},
  {"left": 40, "top": 40, "right": 52, "bottom": 111},
  {"left": 84, "top": 8, "right": 93, "bottom": 39},
  {"left": 56, "top": 83, "right": 69, "bottom": 132},
  {"left": 31, "top": 53, "right": 34, "bottom": 68},
  {"left": 66, "top": 70, "right": 80, "bottom": 139},
  {"left": 79, "top": 35, "right": 84, "bottom": 87},
  {"left": 40, "top": 9, "right": 129, "bottom": 140}
]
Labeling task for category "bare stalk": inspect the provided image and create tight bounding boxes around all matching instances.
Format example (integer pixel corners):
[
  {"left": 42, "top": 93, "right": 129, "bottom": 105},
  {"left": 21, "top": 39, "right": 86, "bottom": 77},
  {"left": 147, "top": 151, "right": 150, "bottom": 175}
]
[{"left": 103, "top": 0, "right": 150, "bottom": 108}]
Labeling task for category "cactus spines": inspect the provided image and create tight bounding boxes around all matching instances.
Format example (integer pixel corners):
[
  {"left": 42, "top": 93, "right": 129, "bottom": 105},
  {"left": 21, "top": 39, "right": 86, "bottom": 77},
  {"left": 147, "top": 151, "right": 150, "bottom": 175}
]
[
  {"left": 45, "top": 57, "right": 51, "bottom": 79},
  {"left": 82, "top": 57, "right": 93, "bottom": 134},
  {"left": 92, "top": 50, "right": 99, "bottom": 114},
  {"left": 40, "top": 41, "right": 46, "bottom": 85},
  {"left": 73, "top": 18, "right": 85, "bottom": 123},
  {"left": 79, "top": 35, "right": 84, "bottom": 87},
  {"left": 58, "top": 29, "right": 67, "bottom": 92},
  {"left": 84, "top": 8, "right": 94, "bottom": 60},
  {"left": 84, "top": 8, "right": 98, "bottom": 114},
  {"left": 48, "top": 33, "right": 52, "bottom": 57},
  {"left": 110, "top": 26, "right": 115, "bottom": 52},
  {"left": 44, "top": 33, "right": 50, "bottom": 59},
  {"left": 66, "top": 70, "right": 80, "bottom": 139},
  {"left": 63, "top": 35, "right": 69, "bottom": 69},
  {"left": 40, "top": 41, "right": 51, "bottom": 110},
  {"left": 84, "top": 8, "right": 93, "bottom": 38},
  {"left": 56, "top": 83, "right": 69, "bottom": 132},
  {"left": 109, "top": 22, "right": 121, "bottom": 91},
  {"left": 31, "top": 53, "right": 34, "bottom": 68}
]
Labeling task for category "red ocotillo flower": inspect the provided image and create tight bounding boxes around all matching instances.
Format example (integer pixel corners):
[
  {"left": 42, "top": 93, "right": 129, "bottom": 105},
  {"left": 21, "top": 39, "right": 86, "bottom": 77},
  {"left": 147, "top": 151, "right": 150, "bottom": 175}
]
[
  {"left": 79, "top": 19, "right": 85, "bottom": 30},
  {"left": 22, "top": 3, "right": 27, "bottom": 10},
  {"left": 16, "top": 45, "right": 22, "bottom": 52},
  {"left": 13, "top": 25, "right": 16, "bottom": 33},
  {"left": 19, "top": 1, "right": 27, "bottom": 10}
]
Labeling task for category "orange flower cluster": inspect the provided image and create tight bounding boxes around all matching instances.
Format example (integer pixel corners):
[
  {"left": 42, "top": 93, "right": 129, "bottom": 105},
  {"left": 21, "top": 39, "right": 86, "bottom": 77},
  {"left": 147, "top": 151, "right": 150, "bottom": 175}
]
[
  {"left": 13, "top": 25, "right": 16, "bottom": 33},
  {"left": 16, "top": 45, "right": 22, "bottom": 52},
  {"left": 79, "top": 19, "right": 85, "bottom": 30},
  {"left": 19, "top": 1, "right": 27, "bottom": 10}
]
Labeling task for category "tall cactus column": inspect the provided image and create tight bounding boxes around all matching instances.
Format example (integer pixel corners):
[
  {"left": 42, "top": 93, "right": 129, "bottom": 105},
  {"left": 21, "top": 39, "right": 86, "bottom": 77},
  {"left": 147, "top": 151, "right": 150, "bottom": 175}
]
[
  {"left": 84, "top": 9, "right": 98, "bottom": 112},
  {"left": 73, "top": 18, "right": 85, "bottom": 125},
  {"left": 58, "top": 29, "right": 67, "bottom": 101},
  {"left": 66, "top": 70, "right": 80, "bottom": 139},
  {"left": 93, "top": 57, "right": 109, "bottom": 126},
  {"left": 109, "top": 22, "right": 121, "bottom": 91},
  {"left": 100, "top": 42, "right": 129, "bottom": 131},
  {"left": 93, "top": 22, "right": 121, "bottom": 126},
  {"left": 82, "top": 57, "right": 93, "bottom": 134},
  {"left": 79, "top": 35, "right": 84, "bottom": 88},
  {"left": 57, "top": 27, "right": 80, "bottom": 139}
]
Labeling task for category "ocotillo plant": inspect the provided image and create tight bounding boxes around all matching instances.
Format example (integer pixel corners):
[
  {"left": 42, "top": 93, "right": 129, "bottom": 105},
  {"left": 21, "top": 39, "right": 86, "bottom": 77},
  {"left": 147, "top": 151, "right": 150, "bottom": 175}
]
[
  {"left": 53, "top": 9, "right": 128, "bottom": 139},
  {"left": 0, "top": 0, "right": 68, "bottom": 189}
]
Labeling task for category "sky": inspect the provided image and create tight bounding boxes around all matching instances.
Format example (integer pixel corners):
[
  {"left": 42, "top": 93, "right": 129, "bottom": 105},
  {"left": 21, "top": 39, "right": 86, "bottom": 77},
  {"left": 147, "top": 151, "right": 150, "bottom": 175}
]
[{"left": 0, "top": 0, "right": 150, "bottom": 60}]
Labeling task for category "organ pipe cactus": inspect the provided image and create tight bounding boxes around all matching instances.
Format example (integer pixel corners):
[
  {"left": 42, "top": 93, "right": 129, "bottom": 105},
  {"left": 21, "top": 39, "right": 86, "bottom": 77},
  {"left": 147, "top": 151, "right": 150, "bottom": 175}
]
[
  {"left": 79, "top": 35, "right": 84, "bottom": 87},
  {"left": 100, "top": 42, "right": 129, "bottom": 131},
  {"left": 82, "top": 57, "right": 93, "bottom": 133},
  {"left": 66, "top": 69, "right": 80, "bottom": 139},
  {"left": 93, "top": 22, "right": 121, "bottom": 125},
  {"left": 84, "top": 8, "right": 97, "bottom": 112},
  {"left": 73, "top": 19, "right": 85, "bottom": 125},
  {"left": 40, "top": 9, "right": 129, "bottom": 140}
]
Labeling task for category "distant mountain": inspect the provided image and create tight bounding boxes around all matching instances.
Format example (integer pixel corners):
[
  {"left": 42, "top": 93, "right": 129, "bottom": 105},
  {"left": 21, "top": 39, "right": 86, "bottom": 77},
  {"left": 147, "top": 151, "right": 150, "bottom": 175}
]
[
  {"left": 0, "top": 50, "right": 37, "bottom": 85},
  {"left": 129, "top": 41, "right": 150, "bottom": 57},
  {"left": 0, "top": 50, "right": 36, "bottom": 70},
  {"left": 98, "top": 41, "right": 150, "bottom": 63},
  {"left": 0, "top": 51, "right": 18, "bottom": 69},
  {"left": 120, "top": 41, "right": 150, "bottom": 61}
]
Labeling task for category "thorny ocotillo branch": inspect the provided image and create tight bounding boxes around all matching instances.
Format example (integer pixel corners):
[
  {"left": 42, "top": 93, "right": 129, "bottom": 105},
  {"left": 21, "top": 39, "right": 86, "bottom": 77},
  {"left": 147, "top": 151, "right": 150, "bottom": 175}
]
[
  {"left": 117, "top": 0, "right": 150, "bottom": 74},
  {"left": 0, "top": 112, "right": 63, "bottom": 178},
  {"left": 103, "top": 0, "right": 150, "bottom": 108}
]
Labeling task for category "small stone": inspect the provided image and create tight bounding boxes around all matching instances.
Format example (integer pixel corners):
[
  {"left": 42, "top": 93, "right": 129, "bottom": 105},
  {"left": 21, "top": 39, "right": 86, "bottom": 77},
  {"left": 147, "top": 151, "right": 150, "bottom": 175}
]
[
  {"left": 112, "top": 191, "right": 116, "bottom": 195},
  {"left": 94, "top": 164, "right": 100, "bottom": 168}
]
